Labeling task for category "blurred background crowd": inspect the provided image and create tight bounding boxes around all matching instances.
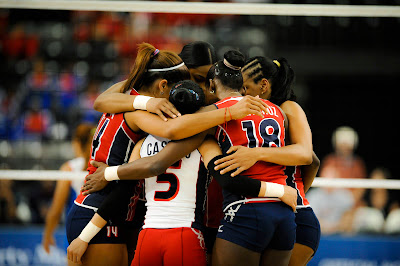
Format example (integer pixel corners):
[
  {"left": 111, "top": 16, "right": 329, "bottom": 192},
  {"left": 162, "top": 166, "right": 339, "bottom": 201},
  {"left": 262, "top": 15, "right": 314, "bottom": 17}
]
[{"left": 0, "top": 1, "right": 399, "bottom": 236}]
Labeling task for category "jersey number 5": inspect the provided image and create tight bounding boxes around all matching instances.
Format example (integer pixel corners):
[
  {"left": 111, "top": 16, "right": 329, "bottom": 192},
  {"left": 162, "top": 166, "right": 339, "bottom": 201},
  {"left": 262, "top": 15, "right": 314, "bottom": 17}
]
[
  {"left": 241, "top": 118, "right": 282, "bottom": 148},
  {"left": 154, "top": 160, "right": 181, "bottom": 201}
]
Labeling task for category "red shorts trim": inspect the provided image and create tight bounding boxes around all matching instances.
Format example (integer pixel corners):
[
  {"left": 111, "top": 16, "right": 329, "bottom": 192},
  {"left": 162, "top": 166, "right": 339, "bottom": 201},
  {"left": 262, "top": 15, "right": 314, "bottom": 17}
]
[{"left": 132, "top": 227, "right": 206, "bottom": 266}]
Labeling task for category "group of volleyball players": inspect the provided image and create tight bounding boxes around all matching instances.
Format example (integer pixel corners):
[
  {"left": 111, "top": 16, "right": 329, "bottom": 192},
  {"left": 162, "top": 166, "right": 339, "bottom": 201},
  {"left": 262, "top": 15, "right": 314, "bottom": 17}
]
[{"left": 63, "top": 41, "right": 320, "bottom": 266}]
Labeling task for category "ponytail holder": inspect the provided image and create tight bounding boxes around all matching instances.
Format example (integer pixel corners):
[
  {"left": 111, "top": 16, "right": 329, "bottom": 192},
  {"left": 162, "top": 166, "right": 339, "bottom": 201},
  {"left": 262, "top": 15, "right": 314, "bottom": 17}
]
[
  {"left": 153, "top": 49, "right": 160, "bottom": 56},
  {"left": 223, "top": 58, "right": 241, "bottom": 71},
  {"left": 273, "top": 60, "right": 281, "bottom": 68}
]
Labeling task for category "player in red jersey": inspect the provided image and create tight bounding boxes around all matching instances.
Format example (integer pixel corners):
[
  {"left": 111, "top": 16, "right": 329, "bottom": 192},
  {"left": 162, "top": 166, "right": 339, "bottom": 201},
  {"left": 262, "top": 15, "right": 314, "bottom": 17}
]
[
  {"left": 215, "top": 56, "right": 320, "bottom": 265},
  {"left": 66, "top": 43, "right": 193, "bottom": 266},
  {"left": 198, "top": 51, "right": 296, "bottom": 266}
]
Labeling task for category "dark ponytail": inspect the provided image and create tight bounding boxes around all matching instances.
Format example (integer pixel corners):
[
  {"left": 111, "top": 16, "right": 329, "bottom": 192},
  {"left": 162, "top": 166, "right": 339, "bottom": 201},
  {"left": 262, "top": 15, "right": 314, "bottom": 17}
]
[
  {"left": 179, "top": 41, "right": 217, "bottom": 68},
  {"left": 243, "top": 56, "right": 295, "bottom": 106},
  {"left": 123, "top": 43, "right": 190, "bottom": 93},
  {"left": 271, "top": 57, "right": 295, "bottom": 106},
  {"left": 206, "top": 50, "right": 245, "bottom": 92},
  {"left": 72, "top": 123, "right": 96, "bottom": 170},
  {"left": 169, "top": 80, "right": 205, "bottom": 115}
]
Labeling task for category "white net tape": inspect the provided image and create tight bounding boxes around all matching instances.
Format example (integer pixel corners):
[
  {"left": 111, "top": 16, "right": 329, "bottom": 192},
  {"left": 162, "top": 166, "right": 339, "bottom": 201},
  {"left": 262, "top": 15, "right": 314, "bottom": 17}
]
[
  {"left": 1, "top": 170, "right": 400, "bottom": 189},
  {"left": 1, "top": 0, "right": 399, "bottom": 17}
]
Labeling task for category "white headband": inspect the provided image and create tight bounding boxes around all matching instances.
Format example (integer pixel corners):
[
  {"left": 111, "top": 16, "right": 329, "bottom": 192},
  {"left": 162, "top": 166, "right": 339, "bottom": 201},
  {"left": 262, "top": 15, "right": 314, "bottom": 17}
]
[
  {"left": 223, "top": 58, "right": 241, "bottom": 71},
  {"left": 148, "top": 62, "right": 185, "bottom": 72}
]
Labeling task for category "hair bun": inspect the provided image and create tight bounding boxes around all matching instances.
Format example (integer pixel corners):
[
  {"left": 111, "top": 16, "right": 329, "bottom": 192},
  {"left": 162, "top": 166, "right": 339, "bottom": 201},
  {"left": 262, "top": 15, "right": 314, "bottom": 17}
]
[
  {"left": 169, "top": 80, "right": 205, "bottom": 115},
  {"left": 224, "top": 50, "right": 245, "bottom": 69}
]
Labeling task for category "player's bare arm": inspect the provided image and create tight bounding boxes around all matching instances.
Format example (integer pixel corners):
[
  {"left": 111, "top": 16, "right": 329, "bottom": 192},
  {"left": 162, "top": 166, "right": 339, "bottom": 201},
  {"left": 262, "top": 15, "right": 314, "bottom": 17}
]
[
  {"left": 82, "top": 132, "right": 207, "bottom": 194},
  {"left": 67, "top": 213, "right": 107, "bottom": 264},
  {"left": 93, "top": 79, "right": 181, "bottom": 121},
  {"left": 198, "top": 138, "right": 297, "bottom": 212},
  {"left": 125, "top": 95, "right": 269, "bottom": 141},
  {"left": 302, "top": 151, "right": 320, "bottom": 193},
  {"left": 42, "top": 162, "right": 72, "bottom": 254}
]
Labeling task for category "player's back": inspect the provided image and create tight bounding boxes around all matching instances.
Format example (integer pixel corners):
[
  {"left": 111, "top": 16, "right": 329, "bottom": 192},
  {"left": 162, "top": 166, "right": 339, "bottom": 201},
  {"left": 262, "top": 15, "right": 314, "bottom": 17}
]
[
  {"left": 75, "top": 89, "right": 144, "bottom": 209},
  {"left": 285, "top": 166, "right": 310, "bottom": 208},
  {"left": 215, "top": 96, "right": 286, "bottom": 185},
  {"left": 140, "top": 135, "right": 209, "bottom": 230}
]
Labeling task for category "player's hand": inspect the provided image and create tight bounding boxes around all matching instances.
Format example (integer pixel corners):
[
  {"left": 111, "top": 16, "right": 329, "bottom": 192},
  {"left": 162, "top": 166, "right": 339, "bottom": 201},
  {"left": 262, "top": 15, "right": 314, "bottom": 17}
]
[
  {"left": 67, "top": 237, "right": 88, "bottom": 265},
  {"left": 280, "top": 186, "right": 297, "bottom": 212},
  {"left": 214, "top": 146, "right": 257, "bottom": 177},
  {"left": 42, "top": 232, "right": 55, "bottom": 254},
  {"left": 81, "top": 161, "right": 109, "bottom": 195},
  {"left": 146, "top": 98, "right": 181, "bottom": 122},
  {"left": 229, "top": 95, "right": 269, "bottom": 119}
]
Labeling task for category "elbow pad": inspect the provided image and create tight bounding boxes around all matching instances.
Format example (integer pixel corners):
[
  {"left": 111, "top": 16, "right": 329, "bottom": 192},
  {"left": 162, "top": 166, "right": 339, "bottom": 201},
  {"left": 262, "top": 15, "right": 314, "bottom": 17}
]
[{"left": 207, "top": 155, "right": 261, "bottom": 197}]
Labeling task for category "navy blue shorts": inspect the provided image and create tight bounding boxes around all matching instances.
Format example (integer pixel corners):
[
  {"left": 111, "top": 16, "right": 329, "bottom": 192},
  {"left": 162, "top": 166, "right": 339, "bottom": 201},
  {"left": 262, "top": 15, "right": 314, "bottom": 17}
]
[
  {"left": 217, "top": 201, "right": 296, "bottom": 253},
  {"left": 295, "top": 207, "right": 320, "bottom": 254},
  {"left": 66, "top": 204, "right": 127, "bottom": 245}
]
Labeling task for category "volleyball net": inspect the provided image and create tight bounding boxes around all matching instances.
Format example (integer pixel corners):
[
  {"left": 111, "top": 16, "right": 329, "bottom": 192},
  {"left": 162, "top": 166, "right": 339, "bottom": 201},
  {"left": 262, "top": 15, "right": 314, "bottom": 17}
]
[
  {"left": 1, "top": 170, "right": 400, "bottom": 190},
  {"left": 1, "top": 0, "right": 399, "bottom": 17}
]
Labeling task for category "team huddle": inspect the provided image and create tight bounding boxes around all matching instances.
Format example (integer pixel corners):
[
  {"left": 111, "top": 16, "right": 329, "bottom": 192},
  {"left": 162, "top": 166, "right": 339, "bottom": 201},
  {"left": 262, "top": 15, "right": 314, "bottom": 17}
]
[{"left": 65, "top": 41, "right": 321, "bottom": 266}]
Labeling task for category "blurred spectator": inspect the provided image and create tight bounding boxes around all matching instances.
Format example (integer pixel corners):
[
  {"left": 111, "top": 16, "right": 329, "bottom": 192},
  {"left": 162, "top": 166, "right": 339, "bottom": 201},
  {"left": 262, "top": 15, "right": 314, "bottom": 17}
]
[
  {"left": 350, "top": 168, "right": 400, "bottom": 235},
  {"left": 79, "top": 80, "right": 101, "bottom": 123},
  {"left": 350, "top": 168, "right": 390, "bottom": 234},
  {"left": 319, "top": 126, "right": 367, "bottom": 180},
  {"left": 307, "top": 177, "right": 355, "bottom": 235},
  {"left": 0, "top": 179, "right": 17, "bottom": 223},
  {"left": 384, "top": 209, "right": 400, "bottom": 235},
  {"left": 2, "top": 23, "right": 39, "bottom": 59},
  {"left": 23, "top": 97, "right": 53, "bottom": 138},
  {"left": 319, "top": 126, "right": 367, "bottom": 223},
  {"left": 310, "top": 126, "right": 368, "bottom": 234},
  {"left": 57, "top": 63, "right": 83, "bottom": 110}
]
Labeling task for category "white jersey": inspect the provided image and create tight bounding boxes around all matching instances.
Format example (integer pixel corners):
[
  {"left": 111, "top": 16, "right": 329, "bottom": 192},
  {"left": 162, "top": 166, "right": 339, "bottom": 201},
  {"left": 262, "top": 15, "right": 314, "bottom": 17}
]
[
  {"left": 67, "top": 157, "right": 85, "bottom": 197},
  {"left": 65, "top": 157, "right": 85, "bottom": 213},
  {"left": 140, "top": 135, "right": 209, "bottom": 230}
]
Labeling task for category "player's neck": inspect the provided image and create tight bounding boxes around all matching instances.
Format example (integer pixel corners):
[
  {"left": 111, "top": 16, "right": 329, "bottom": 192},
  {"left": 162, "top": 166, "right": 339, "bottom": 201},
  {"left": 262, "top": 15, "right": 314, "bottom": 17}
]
[
  {"left": 136, "top": 87, "right": 154, "bottom": 97},
  {"left": 218, "top": 90, "right": 242, "bottom": 99}
]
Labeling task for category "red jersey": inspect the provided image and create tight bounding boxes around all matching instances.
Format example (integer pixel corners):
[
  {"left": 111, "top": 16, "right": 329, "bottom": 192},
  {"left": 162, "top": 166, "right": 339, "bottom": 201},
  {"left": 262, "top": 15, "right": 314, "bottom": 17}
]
[
  {"left": 215, "top": 97, "right": 286, "bottom": 183},
  {"left": 215, "top": 96, "right": 286, "bottom": 206},
  {"left": 75, "top": 89, "right": 144, "bottom": 213},
  {"left": 285, "top": 166, "right": 310, "bottom": 208}
]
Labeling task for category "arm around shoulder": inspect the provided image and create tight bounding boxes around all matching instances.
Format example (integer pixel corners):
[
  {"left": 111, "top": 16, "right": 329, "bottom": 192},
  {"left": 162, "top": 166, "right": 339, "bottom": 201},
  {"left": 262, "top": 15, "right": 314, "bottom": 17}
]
[
  {"left": 280, "top": 100, "right": 313, "bottom": 164},
  {"left": 93, "top": 80, "right": 136, "bottom": 113}
]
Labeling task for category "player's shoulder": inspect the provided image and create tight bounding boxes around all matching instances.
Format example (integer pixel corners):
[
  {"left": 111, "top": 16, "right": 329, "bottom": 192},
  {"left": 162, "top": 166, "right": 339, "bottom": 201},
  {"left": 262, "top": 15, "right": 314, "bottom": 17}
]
[
  {"left": 68, "top": 157, "right": 85, "bottom": 168},
  {"left": 215, "top": 96, "right": 243, "bottom": 108},
  {"left": 261, "top": 99, "right": 286, "bottom": 119}
]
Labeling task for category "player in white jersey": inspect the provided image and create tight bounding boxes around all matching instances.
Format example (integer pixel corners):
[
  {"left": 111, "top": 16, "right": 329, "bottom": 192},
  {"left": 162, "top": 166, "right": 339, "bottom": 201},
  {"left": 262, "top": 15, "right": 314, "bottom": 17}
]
[
  {"left": 131, "top": 134, "right": 209, "bottom": 265},
  {"left": 42, "top": 124, "right": 95, "bottom": 253}
]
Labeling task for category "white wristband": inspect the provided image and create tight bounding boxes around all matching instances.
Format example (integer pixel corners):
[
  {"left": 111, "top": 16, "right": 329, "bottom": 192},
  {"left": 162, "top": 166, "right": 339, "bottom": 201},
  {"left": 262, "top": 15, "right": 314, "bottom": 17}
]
[
  {"left": 133, "top": 95, "right": 153, "bottom": 110},
  {"left": 78, "top": 221, "right": 102, "bottom": 243},
  {"left": 104, "top": 166, "right": 120, "bottom": 181},
  {"left": 263, "top": 182, "right": 285, "bottom": 198}
]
